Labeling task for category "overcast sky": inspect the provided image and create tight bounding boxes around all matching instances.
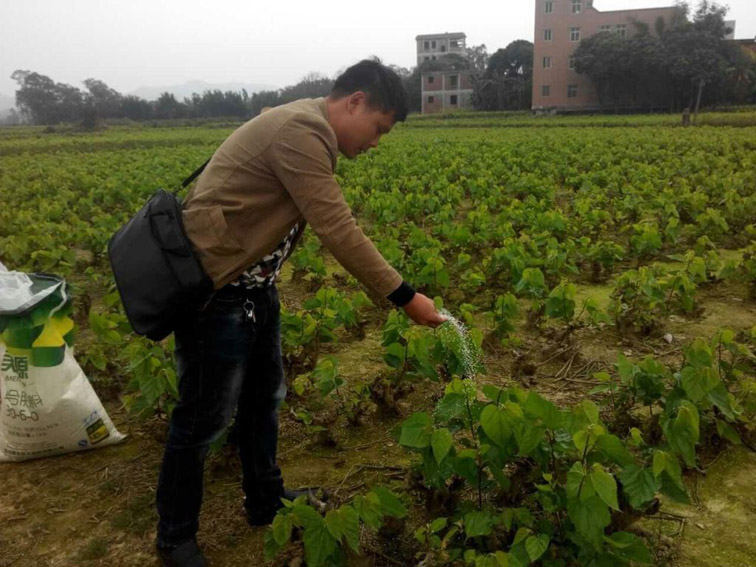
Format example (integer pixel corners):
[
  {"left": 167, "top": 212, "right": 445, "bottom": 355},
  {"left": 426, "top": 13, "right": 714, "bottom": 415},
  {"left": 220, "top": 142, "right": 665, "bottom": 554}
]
[{"left": 1, "top": 0, "right": 754, "bottom": 97}]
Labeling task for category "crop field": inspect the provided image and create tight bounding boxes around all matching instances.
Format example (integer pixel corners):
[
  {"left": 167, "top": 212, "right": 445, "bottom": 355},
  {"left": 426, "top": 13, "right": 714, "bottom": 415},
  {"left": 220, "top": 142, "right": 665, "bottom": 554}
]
[{"left": 1, "top": 112, "right": 756, "bottom": 567}]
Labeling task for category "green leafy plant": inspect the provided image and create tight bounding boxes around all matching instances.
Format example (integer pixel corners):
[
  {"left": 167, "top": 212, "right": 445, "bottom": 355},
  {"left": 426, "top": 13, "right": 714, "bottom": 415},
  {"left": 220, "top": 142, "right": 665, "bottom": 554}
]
[
  {"left": 399, "top": 379, "right": 660, "bottom": 565},
  {"left": 264, "top": 487, "right": 407, "bottom": 567}
]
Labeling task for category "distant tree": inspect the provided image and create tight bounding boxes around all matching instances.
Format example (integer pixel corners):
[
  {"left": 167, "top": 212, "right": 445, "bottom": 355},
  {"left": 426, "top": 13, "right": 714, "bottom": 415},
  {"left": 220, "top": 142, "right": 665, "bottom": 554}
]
[
  {"left": 573, "top": 1, "right": 750, "bottom": 110},
  {"left": 186, "top": 90, "right": 248, "bottom": 118},
  {"left": 11, "top": 70, "right": 84, "bottom": 124},
  {"left": 153, "top": 92, "right": 186, "bottom": 119},
  {"left": 121, "top": 95, "right": 153, "bottom": 120},
  {"left": 465, "top": 44, "right": 490, "bottom": 73},
  {"left": 249, "top": 89, "right": 281, "bottom": 116},
  {"left": 283, "top": 72, "right": 334, "bottom": 102},
  {"left": 660, "top": 2, "right": 729, "bottom": 109},
  {"left": 247, "top": 72, "right": 333, "bottom": 116},
  {"left": 83, "top": 78, "right": 123, "bottom": 119},
  {"left": 473, "top": 40, "right": 533, "bottom": 110},
  {"left": 573, "top": 32, "right": 629, "bottom": 109},
  {"left": 402, "top": 66, "right": 424, "bottom": 114},
  {"left": 720, "top": 45, "right": 756, "bottom": 104},
  {"left": 487, "top": 40, "right": 533, "bottom": 78}
]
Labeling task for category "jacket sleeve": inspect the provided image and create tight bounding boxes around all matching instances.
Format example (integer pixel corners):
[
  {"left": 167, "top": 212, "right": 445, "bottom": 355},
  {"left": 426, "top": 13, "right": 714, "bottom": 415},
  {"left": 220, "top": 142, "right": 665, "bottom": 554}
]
[{"left": 267, "top": 114, "right": 406, "bottom": 300}]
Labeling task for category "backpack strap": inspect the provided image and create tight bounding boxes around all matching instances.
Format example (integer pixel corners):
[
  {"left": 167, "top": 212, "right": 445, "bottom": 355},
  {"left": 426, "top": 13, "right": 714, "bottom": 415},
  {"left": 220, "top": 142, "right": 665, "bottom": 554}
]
[{"left": 176, "top": 158, "right": 211, "bottom": 194}]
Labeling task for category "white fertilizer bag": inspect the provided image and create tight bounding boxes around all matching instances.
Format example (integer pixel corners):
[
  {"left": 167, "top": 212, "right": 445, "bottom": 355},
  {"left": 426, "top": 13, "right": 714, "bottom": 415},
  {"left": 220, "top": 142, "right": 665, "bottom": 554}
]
[{"left": 0, "top": 270, "right": 125, "bottom": 461}]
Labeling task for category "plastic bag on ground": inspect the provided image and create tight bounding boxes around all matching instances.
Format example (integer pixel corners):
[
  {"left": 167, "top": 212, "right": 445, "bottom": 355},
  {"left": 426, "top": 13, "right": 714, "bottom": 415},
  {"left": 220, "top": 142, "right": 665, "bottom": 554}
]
[{"left": 0, "top": 271, "right": 125, "bottom": 461}]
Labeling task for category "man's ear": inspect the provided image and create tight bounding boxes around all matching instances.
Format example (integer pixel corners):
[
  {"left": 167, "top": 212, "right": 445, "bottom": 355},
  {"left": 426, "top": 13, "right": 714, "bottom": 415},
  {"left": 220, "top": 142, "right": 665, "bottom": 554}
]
[{"left": 346, "top": 91, "right": 367, "bottom": 114}]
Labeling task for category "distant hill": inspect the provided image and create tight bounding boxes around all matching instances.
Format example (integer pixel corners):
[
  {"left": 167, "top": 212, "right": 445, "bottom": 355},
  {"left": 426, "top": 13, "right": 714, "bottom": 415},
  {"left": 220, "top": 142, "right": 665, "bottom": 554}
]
[{"left": 128, "top": 80, "right": 277, "bottom": 102}]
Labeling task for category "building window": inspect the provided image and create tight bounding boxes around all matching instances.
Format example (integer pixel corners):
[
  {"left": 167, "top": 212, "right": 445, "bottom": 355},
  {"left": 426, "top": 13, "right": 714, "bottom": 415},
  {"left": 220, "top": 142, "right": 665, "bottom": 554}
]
[
  {"left": 571, "top": 0, "right": 581, "bottom": 14},
  {"left": 424, "top": 41, "right": 429, "bottom": 50},
  {"left": 570, "top": 27, "right": 581, "bottom": 42},
  {"left": 428, "top": 96, "right": 434, "bottom": 103},
  {"left": 431, "top": 40, "right": 437, "bottom": 48},
  {"left": 598, "top": 25, "right": 612, "bottom": 32},
  {"left": 450, "top": 40, "right": 458, "bottom": 48},
  {"left": 432, "top": 55, "right": 437, "bottom": 60},
  {"left": 450, "top": 95, "right": 458, "bottom": 105},
  {"left": 542, "top": 85, "right": 551, "bottom": 96},
  {"left": 424, "top": 56, "right": 429, "bottom": 61},
  {"left": 567, "top": 84, "right": 578, "bottom": 98},
  {"left": 544, "top": 29, "right": 552, "bottom": 41},
  {"left": 615, "top": 24, "right": 627, "bottom": 37},
  {"left": 569, "top": 56, "right": 576, "bottom": 70},
  {"left": 545, "top": 1, "right": 553, "bottom": 13},
  {"left": 449, "top": 74, "right": 458, "bottom": 88},
  {"left": 428, "top": 75, "right": 434, "bottom": 84},
  {"left": 543, "top": 56, "right": 552, "bottom": 69},
  {"left": 441, "top": 45, "right": 447, "bottom": 52}
]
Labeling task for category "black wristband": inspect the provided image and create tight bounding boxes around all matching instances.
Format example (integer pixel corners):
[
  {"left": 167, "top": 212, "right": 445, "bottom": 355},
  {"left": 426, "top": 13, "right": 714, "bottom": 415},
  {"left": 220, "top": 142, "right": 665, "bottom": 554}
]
[{"left": 387, "top": 281, "right": 416, "bottom": 307}]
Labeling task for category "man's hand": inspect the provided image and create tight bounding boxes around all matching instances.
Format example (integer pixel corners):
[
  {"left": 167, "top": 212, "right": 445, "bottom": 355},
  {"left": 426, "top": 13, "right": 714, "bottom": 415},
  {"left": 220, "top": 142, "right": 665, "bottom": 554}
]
[{"left": 402, "top": 293, "right": 447, "bottom": 327}]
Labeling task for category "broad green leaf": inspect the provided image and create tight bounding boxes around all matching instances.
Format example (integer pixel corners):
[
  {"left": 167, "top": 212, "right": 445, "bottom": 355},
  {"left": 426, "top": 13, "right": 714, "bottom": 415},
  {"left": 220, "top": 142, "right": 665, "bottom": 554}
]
[
  {"left": 353, "top": 492, "right": 382, "bottom": 529},
  {"left": 594, "top": 371, "right": 611, "bottom": 382},
  {"left": 523, "top": 392, "right": 563, "bottom": 430},
  {"left": 370, "top": 486, "right": 407, "bottom": 519},
  {"left": 434, "top": 392, "right": 467, "bottom": 422},
  {"left": 399, "top": 412, "right": 433, "bottom": 448},
  {"left": 383, "top": 342, "right": 405, "bottom": 368},
  {"left": 577, "top": 399, "right": 600, "bottom": 425},
  {"left": 679, "top": 366, "right": 712, "bottom": 403},
  {"left": 430, "top": 517, "right": 447, "bottom": 533},
  {"left": 482, "top": 384, "right": 506, "bottom": 403},
  {"left": 566, "top": 462, "right": 592, "bottom": 500},
  {"left": 684, "top": 339, "right": 713, "bottom": 368},
  {"left": 271, "top": 512, "right": 292, "bottom": 546},
  {"left": 567, "top": 495, "right": 611, "bottom": 549},
  {"left": 488, "top": 462, "right": 512, "bottom": 491},
  {"left": 618, "top": 465, "right": 658, "bottom": 509},
  {"left": 590, "top": 465, "right": 620, "bottom": 511},
  {"left": 716, "top": 419, "right": 742, "bottom": 445},
  {"left": 515, "top": 425, "right": 545, "bottom": 456},
  {"left": 525, "top": 534, "right": 549, "bottom": 562},
  {"left": 480, "top": 404, "right": 514, "bottom": 448},
  {"left": 431, "top": 428, "right": 453, "bottom": 464},
  {"left": 595, "top": 434, "right": 635, "bottom": 467},
  {"left": 616, "top": 354, "right": 636, "bottom": 382},
  {"left": 302, "top": 514, "right": 338, "bottom": 567},
  {"left": 659, "top": 471, "right": 691, "bottom": 504},
  {"left": 325, "top": 505, "right": 360, "bottom": 553},
  {"left": 605, "top": 532, "right": 653, "bottom": 564},
  {"left": 666, "top": 402, "right": 699, "bottom": 467},
  {"left": 708, "top": 383, "right": 737, "bottom": 421},
  {"left": 263, "top": 529, "right": 284, "bottom": 561},
  {"left": 464, "top": 510, "right": 496, "bottom": 538}
]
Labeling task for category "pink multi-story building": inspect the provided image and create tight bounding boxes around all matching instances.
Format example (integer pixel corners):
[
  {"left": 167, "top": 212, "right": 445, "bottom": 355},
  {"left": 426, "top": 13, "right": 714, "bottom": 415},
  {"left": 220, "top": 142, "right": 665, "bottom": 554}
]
[
  {"left": 421, "top": 70, "right": 475, "bottom": 114},
  {"left": 532, "top": 0, "right": 678, "bottom": 111},
  {"left": 417, "top": 32, "right": 475, "bottom": 114}
]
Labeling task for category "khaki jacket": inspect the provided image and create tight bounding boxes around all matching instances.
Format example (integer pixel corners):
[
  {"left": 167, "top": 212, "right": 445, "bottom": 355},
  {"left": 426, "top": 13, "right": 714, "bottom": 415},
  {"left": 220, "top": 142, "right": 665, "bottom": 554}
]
[{"left": 182, "top": 98, "right": 402, "bottom": 299}]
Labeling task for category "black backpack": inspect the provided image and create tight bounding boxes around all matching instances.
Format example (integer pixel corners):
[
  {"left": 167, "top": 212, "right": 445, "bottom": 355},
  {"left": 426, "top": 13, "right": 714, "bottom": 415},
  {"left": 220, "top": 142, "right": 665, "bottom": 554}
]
[{"left": 108, "top": 162, "right": 213, "bottom": 341}]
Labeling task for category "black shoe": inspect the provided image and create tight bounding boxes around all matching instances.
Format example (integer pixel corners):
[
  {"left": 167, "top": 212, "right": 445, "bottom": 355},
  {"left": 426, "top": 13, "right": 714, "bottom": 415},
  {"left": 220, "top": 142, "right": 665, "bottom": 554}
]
[
  {"left": 245, "top": 487, "right": 327, "bottom": 526},
  {"left": 156, "top": 539, "right": 208, "bottom": 567}
]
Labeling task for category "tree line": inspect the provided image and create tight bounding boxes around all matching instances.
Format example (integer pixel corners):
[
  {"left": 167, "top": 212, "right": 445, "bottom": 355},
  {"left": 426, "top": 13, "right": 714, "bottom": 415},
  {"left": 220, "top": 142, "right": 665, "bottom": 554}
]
[
  {"left": 573, "top": 1, "right": 756, "bottom": 111},
  {"left": 7, "top": 69, "right": 340, "bottom": 126}
]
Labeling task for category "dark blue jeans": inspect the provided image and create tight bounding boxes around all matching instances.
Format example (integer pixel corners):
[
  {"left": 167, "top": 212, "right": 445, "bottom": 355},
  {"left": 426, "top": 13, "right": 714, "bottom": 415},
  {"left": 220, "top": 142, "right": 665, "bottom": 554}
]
[{"left": 156, "top": 284, "right": 286, "bottom": 546}]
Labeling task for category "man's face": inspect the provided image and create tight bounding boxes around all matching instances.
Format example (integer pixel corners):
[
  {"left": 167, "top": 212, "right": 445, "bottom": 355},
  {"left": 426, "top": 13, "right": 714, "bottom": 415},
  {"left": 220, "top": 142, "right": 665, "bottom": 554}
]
[{"left": 337, "top": 92, "right": 396, "bottom": 159}]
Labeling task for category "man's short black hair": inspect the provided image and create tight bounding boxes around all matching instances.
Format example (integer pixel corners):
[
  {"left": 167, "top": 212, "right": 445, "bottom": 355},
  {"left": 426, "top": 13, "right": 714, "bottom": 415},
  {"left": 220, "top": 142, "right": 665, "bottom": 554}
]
[{"left": 331, "top": 59, "right": 408, "bottom": 122}]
